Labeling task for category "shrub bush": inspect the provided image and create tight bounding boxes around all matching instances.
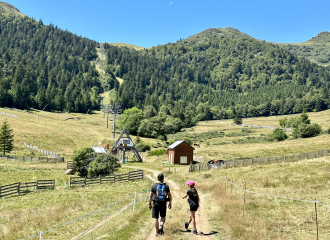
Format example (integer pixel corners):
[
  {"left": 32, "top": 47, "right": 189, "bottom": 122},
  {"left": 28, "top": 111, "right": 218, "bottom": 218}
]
[
  {"left": 183, "top": 137, "right": 193, "bottom": 145},
  {"left": 293, "top": 123, "right": 322, "bottom": 138},
  {"left": 148, "top": 149, "right": 167, "bottom": 156},
  {"left": 135, "top": 142, "right": 151, "bottom": 152},
  {"left": 71, "top": 147, "right": 94, "bottom": 176},
  {"left": 88, "top": 154, "right": 121, "bottom": 177},
  {"left": 272, "top": 128, "right": 288, "bottom": 141}
]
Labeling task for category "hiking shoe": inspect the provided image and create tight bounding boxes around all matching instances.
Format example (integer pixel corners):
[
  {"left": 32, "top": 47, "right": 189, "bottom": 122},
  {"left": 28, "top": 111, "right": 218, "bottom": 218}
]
[
  {"left": 155, "top": 232, "right": 159, "bottom": 237},
  {"left": 159, "top": 225, "right": 164, "bottom": 235},
  {"left": 191, "top": 229, "right": 197, "bottom": 235},
  {"left": 184, "top": 222, "right": 189, "bottom": 229}
]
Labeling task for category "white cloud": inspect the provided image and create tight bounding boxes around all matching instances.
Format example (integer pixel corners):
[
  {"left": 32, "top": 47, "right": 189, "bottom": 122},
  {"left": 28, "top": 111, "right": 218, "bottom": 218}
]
[{"left": 169, "top": 2, "right": 173, "bottom": 4}]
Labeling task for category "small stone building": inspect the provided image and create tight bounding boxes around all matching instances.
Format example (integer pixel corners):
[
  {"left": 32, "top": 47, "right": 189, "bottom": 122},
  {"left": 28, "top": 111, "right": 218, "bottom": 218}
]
[{"left": 167, "top": 141, "right": 194, "bottom": 165}]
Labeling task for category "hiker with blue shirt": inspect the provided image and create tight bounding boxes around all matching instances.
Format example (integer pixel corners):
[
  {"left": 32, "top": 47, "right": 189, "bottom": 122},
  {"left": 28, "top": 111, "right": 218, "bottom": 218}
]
[
  {"left": 182, "top": 180, "right": 199, "bottom": 235},
  {"left": 148, "top": 174, "right": 172, "bottom": 236}
]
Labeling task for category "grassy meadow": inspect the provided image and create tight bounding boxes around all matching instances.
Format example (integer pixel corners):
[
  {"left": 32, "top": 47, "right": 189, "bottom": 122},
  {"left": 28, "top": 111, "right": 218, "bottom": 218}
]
[
  {"left": 0, "top": 160, "right": 152, "bottom": 240},
  {"left": 164, "top": 155, "right": 330, "bottom": 240},
  {"left": 1, "top": 108, "right": 330, "bottom": 239}
]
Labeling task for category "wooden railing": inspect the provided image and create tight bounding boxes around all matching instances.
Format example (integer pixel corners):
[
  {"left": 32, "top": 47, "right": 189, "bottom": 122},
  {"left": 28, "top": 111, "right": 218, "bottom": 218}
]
[
  {"left": 69, "top": 170, "right": 144, "bottom": 188},
  {"left": 0, "top": 180, "right": 55, "bottom": 198}
]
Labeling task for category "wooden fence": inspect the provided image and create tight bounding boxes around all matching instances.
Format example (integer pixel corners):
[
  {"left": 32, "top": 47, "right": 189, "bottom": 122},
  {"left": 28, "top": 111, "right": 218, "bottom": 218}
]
[
  {"left": 3, "top": 107, "right": 44, "bottom": 118},
  {"left": 69, "top": 170, "right": 144, "bottom": 188},
  {"left": 0, "top": 180, "right": 55, "bottom": 198},
  {"left": 189, "top": 149, "right": 330, "bottom": 172},
  {"left": 23, "top": 142, "right": 62, "bottom": 159},
  {"left": 0, "top": 154, "right": 64, "bottom": 163},
  {"left": 0, "top": 111, "right": 19, "bottom": 118},
  {"left": 67, "top": 161, "right": 73, "bottom": 169}
]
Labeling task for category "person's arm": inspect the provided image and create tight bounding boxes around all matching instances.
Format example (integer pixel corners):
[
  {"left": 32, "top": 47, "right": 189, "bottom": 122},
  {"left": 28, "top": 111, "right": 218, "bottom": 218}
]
[
  {"left": 182, "top": 194, "right": 188, "bottom": 199},
  {"left": 148, "top": 191, "right": 153, "bottom": 210},
  {"left": 167, "top": 191, "right": 172, "bottom": 209}
]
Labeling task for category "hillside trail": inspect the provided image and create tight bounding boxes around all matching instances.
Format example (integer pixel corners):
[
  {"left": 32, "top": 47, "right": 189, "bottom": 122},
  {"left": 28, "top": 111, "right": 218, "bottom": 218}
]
[{"left": 142, "top": 168, "right": 215, "bottom": 240}]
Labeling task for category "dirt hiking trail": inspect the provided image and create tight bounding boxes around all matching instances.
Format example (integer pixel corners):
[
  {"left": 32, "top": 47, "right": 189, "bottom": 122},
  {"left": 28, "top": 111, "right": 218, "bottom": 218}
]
[{"left": 144, "top": 169, "right": 215, "bottom": 240}]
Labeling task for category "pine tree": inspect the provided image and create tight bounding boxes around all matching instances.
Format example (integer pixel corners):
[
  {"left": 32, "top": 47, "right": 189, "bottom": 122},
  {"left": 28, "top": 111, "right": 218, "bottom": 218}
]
[{"left": 0, "top": 120, "right": 14, "bottom": 155}]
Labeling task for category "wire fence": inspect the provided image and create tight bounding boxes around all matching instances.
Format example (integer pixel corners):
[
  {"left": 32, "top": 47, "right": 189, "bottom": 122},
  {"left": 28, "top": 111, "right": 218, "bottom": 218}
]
[
  {"left": 189, "top": 149, "right": 330, "bottom": 172},
  {"left": 0, "top": 154, "right": 64, "bottom": 162},
  {"left": 225, "top": 177, "right": 330, "bottom": 238},
  {"left": 0, "top": 111, "right": 19, "bottom": 118},
  {"left": 23, "top": 142, "right": 62, "bottom": 159},
  {"left": 17, "top": 188, "right": 150, "bottom": 240},
  {"left": 3, "top": 107, "right": 44, "bottom": 118}
]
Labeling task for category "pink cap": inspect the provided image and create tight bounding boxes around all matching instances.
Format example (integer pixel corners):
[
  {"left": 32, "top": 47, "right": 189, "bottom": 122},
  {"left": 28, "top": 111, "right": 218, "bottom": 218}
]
[{"left": 186, "top": 180, "right": 195, "bottom": 187}]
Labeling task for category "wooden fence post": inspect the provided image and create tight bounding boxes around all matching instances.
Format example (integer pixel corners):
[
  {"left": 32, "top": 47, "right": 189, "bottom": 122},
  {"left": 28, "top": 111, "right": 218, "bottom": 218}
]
[
  {"left": 69, "top": 177, "right": 71, "bottom": 189},
  {"left": 225, "top": 176, "right": 227, "bottom": 192},
  {"left": 315, "top": 200, "right": 319, "bottom": 240},
  {"left": 17, "top": 182, "right": 20, "bottom": 196},
  {"left": 243, "top": 182, "right": 246, "bottom": 218},
  {"left": 128, "top": 172, "right": 130, "bottom": 181},
  {"left": 133, "top": 191, "right": 137, "bottom": 211},
  {"left": 84, "top": 176, "right": 87, "bottom": 186},
  {"left": 99, "top": 175, "right": 101, "bottom": 184}
]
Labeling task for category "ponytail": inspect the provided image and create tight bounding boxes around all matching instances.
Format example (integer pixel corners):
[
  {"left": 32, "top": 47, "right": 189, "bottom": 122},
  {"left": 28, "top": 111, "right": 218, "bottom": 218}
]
[{"left": 192, "top": 187, "right": 198, "bottom": 197}]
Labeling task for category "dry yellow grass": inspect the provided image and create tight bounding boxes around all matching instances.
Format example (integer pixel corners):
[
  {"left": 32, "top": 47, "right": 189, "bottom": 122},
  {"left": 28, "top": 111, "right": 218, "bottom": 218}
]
[
  {"left": 0, "top": 172, "right": 151, "bottom": 239},
  {"left": 0, "top": 107, "right": 156, "bottom": 159},
  {"left": 167, "top": 156, "right": 330, "bottom": 239},
  {"left": 180, "top": 110, "right": 330, "bottom": 160},
  {"left": 1, "top": 108, "right": 330, "bottom": 239}
]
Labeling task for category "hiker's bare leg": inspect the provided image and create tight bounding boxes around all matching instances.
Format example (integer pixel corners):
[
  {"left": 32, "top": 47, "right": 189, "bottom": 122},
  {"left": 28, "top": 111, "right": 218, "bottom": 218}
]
[
  {"left": 160, "top": 217, "right": 166, "bottom": 226},
  {"left": 191, "top": 211, "right": 197, "bottom": 231},
  {"left": 154, "top": 218, "right": 159, "bottom": 232},
  {"left": 188, "top": 215, "right": 192, "bottom": 226}
]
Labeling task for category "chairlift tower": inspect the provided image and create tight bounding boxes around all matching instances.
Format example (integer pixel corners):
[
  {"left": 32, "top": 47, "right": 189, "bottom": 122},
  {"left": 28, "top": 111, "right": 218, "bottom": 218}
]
[
  {"left": 110, "top": 129, "right": 143, "bottom": 163},
  {"left": 101, "top": 104, "right": 111, "bottom": 128},
  {"left": 101, "top": 103, "right": 122, "bottom": 138},
  {"left": 109, "top": 103, "right": 122, "bottom": 139}
]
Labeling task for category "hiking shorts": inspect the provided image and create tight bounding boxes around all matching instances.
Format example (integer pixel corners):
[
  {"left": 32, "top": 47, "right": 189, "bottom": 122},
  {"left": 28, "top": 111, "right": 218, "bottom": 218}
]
[
  {"left": 188, "top": 199, "right": 199, "bottom": 212},
  {"left": 152, "top": 203, "right": 167, "bottom": 219}
]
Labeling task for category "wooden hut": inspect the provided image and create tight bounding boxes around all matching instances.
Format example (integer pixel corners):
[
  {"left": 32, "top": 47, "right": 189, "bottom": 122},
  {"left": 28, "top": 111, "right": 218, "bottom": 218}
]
[{"left": 167, "top": 141, "right": 194, "bottom": 165}]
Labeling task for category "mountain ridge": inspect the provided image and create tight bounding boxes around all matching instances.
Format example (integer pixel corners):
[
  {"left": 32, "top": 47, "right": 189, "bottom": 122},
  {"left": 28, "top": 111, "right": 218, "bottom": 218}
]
[{"left": 0, "top": 1, "right": 24, "bottom": 17}]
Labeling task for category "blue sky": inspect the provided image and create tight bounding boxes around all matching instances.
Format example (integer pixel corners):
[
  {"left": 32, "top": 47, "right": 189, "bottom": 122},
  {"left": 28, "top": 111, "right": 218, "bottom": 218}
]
[{"left": 4, "top": 0, "right": 330, "bottom": 48}]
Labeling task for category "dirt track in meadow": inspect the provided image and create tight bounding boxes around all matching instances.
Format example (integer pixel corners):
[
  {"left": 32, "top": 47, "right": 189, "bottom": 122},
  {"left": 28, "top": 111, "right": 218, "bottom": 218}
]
[{"left": 144, "top": 170, "right": 215, "bottom": 240}]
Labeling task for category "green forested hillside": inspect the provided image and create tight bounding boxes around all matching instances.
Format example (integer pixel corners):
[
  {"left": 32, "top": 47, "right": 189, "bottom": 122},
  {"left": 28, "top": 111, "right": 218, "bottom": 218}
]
[
  {"left": 180, "top": 27, "right": 253, "bottom": 44},
  {"left": 1, "top": 1, "right": 330, "bottom": 128},
  {"left": 279, "top": 32, "right": 330, "bottom": 66},
  {"left": 105, "top": 36, "right": 330, "bottom": 125},
  {"left": 0, "top": 5, "right": 119, "bottom": 113}
]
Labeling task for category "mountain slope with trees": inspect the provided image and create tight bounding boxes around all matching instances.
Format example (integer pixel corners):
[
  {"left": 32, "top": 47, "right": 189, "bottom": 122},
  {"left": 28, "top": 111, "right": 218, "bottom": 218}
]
[
  {"left": 105, "top": 36, "right": 330, "bottom": 128},
  {"left": 0, "top": 1, "right": 330, "bottom": 138},
  {"left": 279, "top": 32, "right": 330, "bottom": 66},
  {"left": 0, "top": 2, "right": 120, "bottom": 113}
]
